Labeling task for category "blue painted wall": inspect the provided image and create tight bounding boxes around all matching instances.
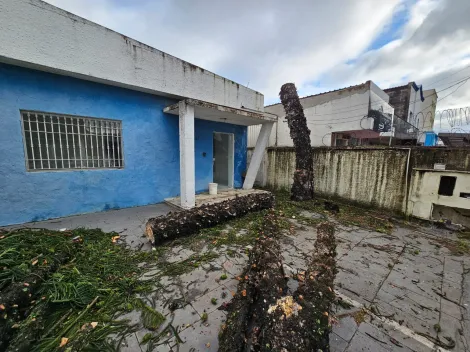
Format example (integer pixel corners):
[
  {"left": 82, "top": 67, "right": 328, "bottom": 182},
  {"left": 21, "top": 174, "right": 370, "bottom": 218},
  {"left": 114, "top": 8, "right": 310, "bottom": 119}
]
[{"left": 0, "top": 63, "right": 247, "bottom": 226}]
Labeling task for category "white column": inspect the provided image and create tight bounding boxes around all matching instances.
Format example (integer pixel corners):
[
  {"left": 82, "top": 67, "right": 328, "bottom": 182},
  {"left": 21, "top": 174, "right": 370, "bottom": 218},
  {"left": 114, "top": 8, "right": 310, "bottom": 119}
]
[
  {"left": 243, "top": 122, "right": 273, "bottom": 190},
  {"left": 179, "top": 100, "right": 195, "bottom": 209}
]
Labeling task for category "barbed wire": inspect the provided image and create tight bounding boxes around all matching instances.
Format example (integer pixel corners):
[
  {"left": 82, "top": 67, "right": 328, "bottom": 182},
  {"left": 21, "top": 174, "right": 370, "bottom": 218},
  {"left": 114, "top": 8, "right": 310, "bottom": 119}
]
[
  {"left": 313, "top": 105, "right": 470, "bottom": 147},
  {"left": 436, "top": 106, "right": 470, "bottom": 128}
]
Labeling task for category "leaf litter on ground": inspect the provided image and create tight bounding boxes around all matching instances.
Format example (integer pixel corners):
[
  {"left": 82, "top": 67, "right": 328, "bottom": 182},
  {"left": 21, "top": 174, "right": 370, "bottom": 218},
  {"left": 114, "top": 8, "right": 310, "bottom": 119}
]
[{"left": 0, "top": 227, "right": 164, "bottom": 351}]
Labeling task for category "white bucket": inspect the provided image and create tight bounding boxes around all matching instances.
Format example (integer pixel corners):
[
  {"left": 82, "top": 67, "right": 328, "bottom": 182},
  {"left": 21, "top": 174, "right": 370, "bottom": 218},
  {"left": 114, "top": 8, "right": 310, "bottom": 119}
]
[{"left": 209, "top": 183, "right": 218, "bottom": 195}]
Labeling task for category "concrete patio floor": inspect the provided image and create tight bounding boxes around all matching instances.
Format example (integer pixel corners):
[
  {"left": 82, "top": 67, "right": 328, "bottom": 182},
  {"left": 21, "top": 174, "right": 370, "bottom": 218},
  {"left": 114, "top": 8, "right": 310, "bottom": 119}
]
[{"left": 4, "top": 204, "right": 470, "bottom": 351}]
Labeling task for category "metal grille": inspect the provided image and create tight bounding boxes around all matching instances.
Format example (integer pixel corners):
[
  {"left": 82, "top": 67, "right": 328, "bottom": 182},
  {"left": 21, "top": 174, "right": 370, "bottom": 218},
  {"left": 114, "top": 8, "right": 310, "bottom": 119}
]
[{"left": 21, "top": 111, "right": 123, "bottom": 171}]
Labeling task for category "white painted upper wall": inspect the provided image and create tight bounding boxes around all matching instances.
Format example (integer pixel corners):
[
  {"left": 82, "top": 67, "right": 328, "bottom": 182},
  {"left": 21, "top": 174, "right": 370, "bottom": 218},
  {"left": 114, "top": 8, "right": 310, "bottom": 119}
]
[
  {"left": 0, "top": 0, "right": 264, "bottom": 111},
  {"left": 409, "top": 89, "right": 437, "bottom": 133},
  {"left": 369, "top": 81, "right": 390, "bottom": 104},
  {"left": 250, "top": 81, "right": 392, "bottom": 147}
]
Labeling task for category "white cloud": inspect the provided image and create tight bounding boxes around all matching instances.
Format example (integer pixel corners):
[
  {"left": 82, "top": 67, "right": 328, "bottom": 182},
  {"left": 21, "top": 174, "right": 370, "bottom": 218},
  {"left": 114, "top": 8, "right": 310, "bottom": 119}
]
[
  {"left": 44, "top": 0, "right": 470, "bottom": 118},
  {"left": 322, "top": 0, "right": 470, "bottom": 113},
  {"left": 45, "top": 0, "right": 400, "bottom": 98}
]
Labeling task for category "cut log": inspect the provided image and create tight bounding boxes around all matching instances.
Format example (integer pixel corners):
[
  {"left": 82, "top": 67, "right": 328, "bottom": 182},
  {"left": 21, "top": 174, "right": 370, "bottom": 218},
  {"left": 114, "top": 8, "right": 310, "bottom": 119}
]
[
  {"left": 261, "top": 222, "right": 337, "bottom": 351},
  {"left": 145, "top": 192, "right": 275, "bottom": 246},
  {"left": 218, "top": 210, "right": 286, "bottom": 352},
  {"left": 219, "top": 221, "right": 337, "bottom": 351}
]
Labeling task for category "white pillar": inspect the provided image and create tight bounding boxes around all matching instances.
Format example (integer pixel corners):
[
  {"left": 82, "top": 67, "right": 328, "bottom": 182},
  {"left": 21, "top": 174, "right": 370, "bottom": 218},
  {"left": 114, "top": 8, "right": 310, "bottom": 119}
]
[
  {"left": 179, "top": 100, "right": 195, "bottom": 208},
  {"left": 243, "top": 122, "right": 273, "bottom": 190}
]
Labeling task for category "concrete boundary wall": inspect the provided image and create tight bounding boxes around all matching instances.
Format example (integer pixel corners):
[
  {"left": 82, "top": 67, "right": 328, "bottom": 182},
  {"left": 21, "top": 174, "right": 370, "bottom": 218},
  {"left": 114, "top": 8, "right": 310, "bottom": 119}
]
[
  {"left": 260, "top": 148, "right": 409, "bottom": 212},
  {"left": 248, "top": 147, "right": 470, "bottom": 214}
]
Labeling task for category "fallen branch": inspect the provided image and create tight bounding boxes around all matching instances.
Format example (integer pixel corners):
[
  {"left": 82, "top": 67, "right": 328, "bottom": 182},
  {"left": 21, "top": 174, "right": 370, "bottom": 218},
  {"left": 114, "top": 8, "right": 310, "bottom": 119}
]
[
  {"left": 416, "top": 332, "right": 456, "bottom": 349},
  {"left": 365, "top": 331, "right": 388, "bottom": 345}
]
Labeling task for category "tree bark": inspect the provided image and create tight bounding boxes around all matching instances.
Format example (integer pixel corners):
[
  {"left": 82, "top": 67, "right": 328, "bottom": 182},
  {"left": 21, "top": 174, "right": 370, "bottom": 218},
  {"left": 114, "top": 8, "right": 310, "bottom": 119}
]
[
  {"left": 218, "top": 218, "right": 337, "bottom": 351},
  {"left": 257, "top": 222, "right": 337, "bottom": 351},
  {"left": 218, "top": 210, "right": 286, "bottom": 352},
  {"left": 145, "top": 192, "right": 274, "bottom": 246},
  {"left": 279, "top": 83, "right": 314, "bottom": 201}
]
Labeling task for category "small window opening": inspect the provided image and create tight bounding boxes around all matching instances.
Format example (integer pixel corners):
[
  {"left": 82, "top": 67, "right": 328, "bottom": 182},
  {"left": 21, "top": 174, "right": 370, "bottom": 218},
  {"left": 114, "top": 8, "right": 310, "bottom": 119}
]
[
  {"left": 460, "top": 192, "right": 470, "bottom": 199},
  {"left": 438, "top": 176, "right": 456, "bottom": 196}
]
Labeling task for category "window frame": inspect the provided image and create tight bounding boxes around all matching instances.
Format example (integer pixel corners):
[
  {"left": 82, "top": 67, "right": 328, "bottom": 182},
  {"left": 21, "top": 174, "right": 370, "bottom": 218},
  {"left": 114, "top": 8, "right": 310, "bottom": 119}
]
[{"left": 19, "top": 110, "right": 125, "bottom": 172}]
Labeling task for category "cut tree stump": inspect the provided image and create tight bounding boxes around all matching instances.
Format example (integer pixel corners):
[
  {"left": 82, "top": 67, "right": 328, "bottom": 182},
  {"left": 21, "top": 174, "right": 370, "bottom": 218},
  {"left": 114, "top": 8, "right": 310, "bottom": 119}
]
[{"left": 279, "top": 83, "right": 314, "bottom": 201}]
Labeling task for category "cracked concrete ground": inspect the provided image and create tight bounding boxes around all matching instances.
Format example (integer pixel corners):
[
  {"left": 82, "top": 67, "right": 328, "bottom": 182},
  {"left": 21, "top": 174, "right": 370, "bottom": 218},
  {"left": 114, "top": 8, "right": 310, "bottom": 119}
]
[{"left": 8, "top": 204, "right": 470, "bottom": 352}]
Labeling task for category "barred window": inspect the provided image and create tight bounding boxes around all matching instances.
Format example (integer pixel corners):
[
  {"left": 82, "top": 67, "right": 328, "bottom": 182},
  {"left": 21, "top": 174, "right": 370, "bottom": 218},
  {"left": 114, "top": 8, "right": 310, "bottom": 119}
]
[{"left": 21, "top": 111, "right": 123, "bottom": 171}]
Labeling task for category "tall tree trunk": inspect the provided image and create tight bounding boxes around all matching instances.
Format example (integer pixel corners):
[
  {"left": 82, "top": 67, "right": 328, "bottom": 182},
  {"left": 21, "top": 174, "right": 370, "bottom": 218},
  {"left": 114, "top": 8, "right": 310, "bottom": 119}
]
[{"left": 279, "top": 83, "right": 314, "bottom": 201}]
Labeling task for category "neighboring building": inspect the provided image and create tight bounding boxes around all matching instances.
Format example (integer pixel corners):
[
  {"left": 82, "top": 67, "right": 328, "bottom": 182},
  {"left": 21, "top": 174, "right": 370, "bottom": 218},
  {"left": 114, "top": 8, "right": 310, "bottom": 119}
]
[
  {"left": 0, "top": 0, "right": 275, "bottom": 226},
  {"left": 249, "top": 81, "right": 438, "bottom": 148},
  {"left": 249, "top": 81, "right": 421, "bottom": 148},
  {"left": 384, "top": 83, "right": 438, "bottom": 145}
]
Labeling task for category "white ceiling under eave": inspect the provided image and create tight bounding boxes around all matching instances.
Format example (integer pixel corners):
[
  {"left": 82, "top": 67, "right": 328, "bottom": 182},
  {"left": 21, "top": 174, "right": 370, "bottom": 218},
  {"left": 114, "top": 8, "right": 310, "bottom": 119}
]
[{"left": 163, "top": 99, "right": 277, "bottom": 126}]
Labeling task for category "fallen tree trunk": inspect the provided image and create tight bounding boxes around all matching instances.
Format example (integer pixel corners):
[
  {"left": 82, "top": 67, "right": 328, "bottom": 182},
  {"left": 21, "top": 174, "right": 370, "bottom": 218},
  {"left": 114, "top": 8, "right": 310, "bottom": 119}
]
[
  {"left": 218, "top": 210, "right": 286, "bottom": 352},
  {"left": 279, "top": 83, "right": 314, "bottom": 201},
  {"left": 219, "top": 221, "right": 337, "bottom": 351},
  {"left": 261, "top": 222, "right": 337, "bottom": 351},
  {"left": 145, "top": 192, "right": 275, "bottom": 246}
]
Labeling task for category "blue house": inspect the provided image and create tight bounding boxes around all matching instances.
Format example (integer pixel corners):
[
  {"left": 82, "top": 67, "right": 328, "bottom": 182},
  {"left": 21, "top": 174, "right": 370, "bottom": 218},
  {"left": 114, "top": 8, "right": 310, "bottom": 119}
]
[{"left": 0, "top": 0, "right": 275, "bottom": 226}]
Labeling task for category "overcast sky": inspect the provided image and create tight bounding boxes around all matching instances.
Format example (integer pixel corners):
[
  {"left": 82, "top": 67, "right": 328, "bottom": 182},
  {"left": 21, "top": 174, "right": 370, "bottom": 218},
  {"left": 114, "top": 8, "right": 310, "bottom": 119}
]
[{"left": 45, "top": 0, "right": 470, "bottom": 131}]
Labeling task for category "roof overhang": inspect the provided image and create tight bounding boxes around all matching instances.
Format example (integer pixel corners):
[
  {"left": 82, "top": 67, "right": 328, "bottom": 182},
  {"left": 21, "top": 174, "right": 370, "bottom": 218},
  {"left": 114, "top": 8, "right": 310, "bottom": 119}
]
[{"left": 164, "top": 99, "right": 277, "bottom": 126}]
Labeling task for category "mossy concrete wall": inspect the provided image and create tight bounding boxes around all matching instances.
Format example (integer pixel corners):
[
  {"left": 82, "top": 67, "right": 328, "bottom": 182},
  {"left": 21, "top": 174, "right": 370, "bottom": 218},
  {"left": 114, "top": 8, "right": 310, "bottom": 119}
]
[
  {"left": 411, "top": 147, "right": 470, "bottom": 171},
  {"left": 262, "top": 147, "right": 409, "bottom": 212},
  {"left": 248, "top": 147, "right": 470, "bottom": 214}
]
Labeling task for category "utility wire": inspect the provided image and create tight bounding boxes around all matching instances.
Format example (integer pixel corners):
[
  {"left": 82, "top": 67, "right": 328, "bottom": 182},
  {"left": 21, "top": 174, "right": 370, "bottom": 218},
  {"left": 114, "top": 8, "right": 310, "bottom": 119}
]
[
  {"left": 336, "top": 75, "right": 470, "bottom": 118},
  {"left": 426, "top": 64, "right": 470, "bottom": 87},
  {"left": 272, "top": 75, "right": 470, "bottom": 128},
  {"left": 271, "top": 67, "right": 470, "bottom": 115},
  {"left": 416, "top": 79, "right": 469, "bottom": 121},
  {"left": 317, "top": 75, "right": 470, "bottom": 123},
  {"left": 302, "top": 73, "right": 470, "bottom": 119}
]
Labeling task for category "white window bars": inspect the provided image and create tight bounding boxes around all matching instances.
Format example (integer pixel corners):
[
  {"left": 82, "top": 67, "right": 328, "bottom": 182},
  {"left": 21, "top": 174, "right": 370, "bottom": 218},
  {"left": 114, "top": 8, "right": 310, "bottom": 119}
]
[{"left": 21, "top": 111, "right": 123, "bottom": 171}]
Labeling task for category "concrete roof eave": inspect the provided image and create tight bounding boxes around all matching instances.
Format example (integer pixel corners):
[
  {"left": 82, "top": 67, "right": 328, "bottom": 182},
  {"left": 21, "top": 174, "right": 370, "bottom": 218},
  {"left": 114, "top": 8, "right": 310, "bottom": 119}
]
[{"left": 164, "top": 99, "right": 277, "bottom": 126}]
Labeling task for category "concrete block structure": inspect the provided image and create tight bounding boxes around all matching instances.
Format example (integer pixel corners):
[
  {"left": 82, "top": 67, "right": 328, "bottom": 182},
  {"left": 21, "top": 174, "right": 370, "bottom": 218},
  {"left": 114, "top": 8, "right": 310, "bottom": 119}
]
[
  {"left": 0, "top": 0, "right": 275, "bottom": 225},
  {"left": 408, "top": 168, "right": 470, "bottom": 227}
]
